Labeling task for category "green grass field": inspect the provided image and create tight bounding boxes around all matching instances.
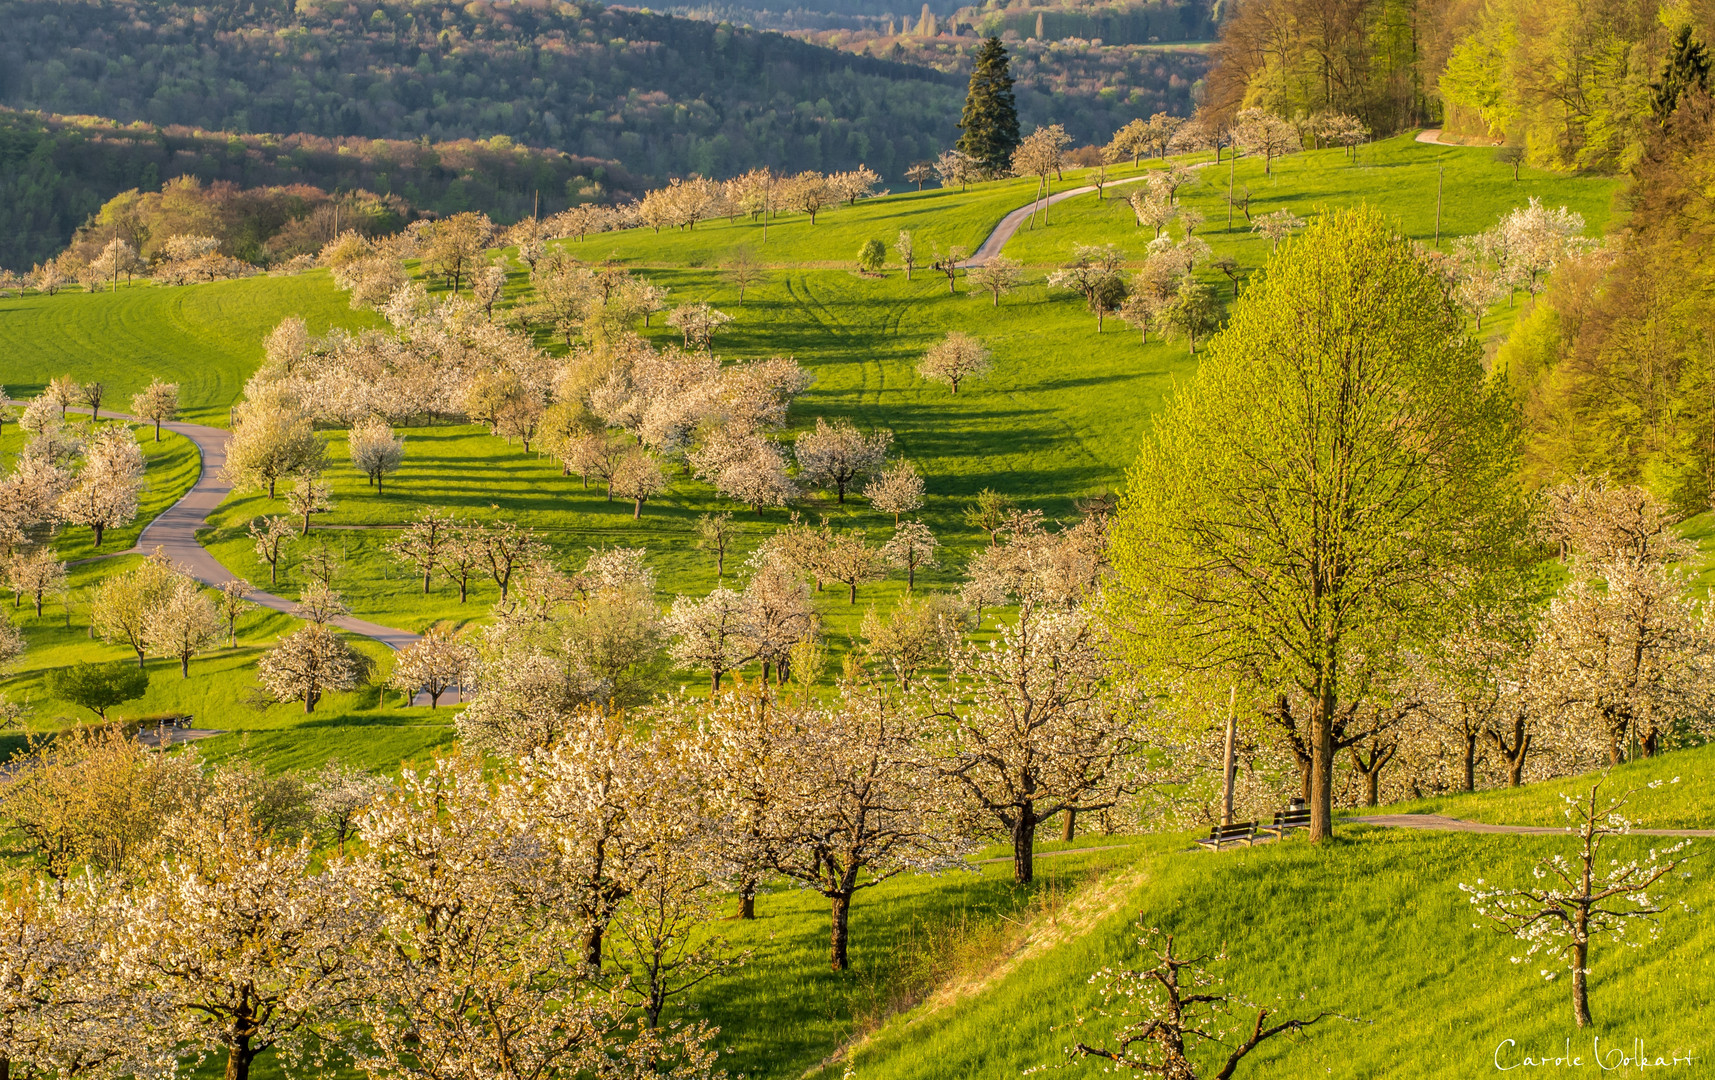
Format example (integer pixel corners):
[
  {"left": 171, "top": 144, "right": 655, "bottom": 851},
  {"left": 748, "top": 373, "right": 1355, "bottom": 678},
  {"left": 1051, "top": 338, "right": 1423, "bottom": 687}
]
[
  {"left": 0, "top": 272, "right": 379, "bottom": 427},
  {"left": 0, "top": 133, "right": 1687, "bottom": 1080},
  {"left": 826, "top": 823, "right": 1712, "bottom": 1079},
  {"left": 0, "top": 131, "right": 1629, "bottom": 760}
]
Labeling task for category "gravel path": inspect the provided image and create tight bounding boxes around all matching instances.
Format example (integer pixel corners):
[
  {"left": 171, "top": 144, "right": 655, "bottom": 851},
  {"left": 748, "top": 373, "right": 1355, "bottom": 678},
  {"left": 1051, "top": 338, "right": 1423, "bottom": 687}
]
[{"left": 1344, "top": 812, "right": 1715, "bottom": 838}]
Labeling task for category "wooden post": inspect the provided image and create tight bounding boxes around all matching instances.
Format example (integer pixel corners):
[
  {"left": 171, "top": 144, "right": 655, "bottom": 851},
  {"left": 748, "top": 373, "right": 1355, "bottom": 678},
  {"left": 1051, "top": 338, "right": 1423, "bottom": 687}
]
[
  {"left": 1435, "top": 164, "right": 1444, "bottom": 247},
  {"left": 1221, "top": 685, "right": 1238, "bottom": 826},
  {"left": 1227, "top": 149, "right": 1236, "bottom": 230}
]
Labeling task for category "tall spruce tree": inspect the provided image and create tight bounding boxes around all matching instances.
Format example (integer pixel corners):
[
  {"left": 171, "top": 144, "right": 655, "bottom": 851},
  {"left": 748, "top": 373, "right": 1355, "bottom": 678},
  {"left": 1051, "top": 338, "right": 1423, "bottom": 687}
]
[
  {"left": 957, "top": 38, "right": 1021, "bottom": 173},
  {"left": 1651, "top": 26, "right": 1710, "bottom": 120}
]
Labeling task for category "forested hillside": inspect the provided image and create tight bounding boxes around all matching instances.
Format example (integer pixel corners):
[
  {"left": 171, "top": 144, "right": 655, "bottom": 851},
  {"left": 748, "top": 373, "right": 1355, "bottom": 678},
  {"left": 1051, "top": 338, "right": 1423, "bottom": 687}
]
[
  {"left": 0, "top": 0, "right": 966, "bottom": 182},
  {"left": 0, "top": 108, "right": 635, "bottom": 268},
  {"left": 1201, "top": 0, "right": 1711, "bottom": 172}
]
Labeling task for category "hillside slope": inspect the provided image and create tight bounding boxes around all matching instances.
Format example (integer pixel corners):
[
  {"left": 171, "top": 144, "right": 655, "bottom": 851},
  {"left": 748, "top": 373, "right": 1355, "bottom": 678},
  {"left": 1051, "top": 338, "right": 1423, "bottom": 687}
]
[
  {"left": 0, "top": 0, "right": 962, "bottom": 182},
  {"left": 826, "top": 754, "right": 1715, "bottom": 1078}
]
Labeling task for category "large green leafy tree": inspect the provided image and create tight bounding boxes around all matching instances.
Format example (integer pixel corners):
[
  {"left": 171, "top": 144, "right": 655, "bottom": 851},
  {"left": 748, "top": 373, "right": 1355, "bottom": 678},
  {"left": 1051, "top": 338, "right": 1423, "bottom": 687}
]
[
  {"left": 957, "top": 37, "right": 1021, "bottom": 173},
  {"left": 1108, "top": 208, "right": 1530, "bottom": 842}
]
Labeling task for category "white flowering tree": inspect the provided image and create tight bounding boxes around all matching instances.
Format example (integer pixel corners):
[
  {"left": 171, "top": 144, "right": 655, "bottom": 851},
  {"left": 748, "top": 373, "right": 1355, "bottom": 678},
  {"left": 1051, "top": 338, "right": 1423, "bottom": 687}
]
[
  {"left": 387, "top": 623, "right": 476, "bottom": 708},
  {"left": 611, "top": 449, "right": 668, "bottom": 519},
  {"left": 249, "top": 515, "right": 296, "bottom": 585},
  {"left": 92, "top": 552, "right": 181, "bottom": 668},
  {"left": 765, "top": 681, "right": 968, "bottom": 970},
  {"left": 1052, "top": 930, "right": 1345, "bottom": 1077},
  {"left": 113, "top": 786, "right": 367, "bottom": 1080},
  {"left": 215, "top": 578, "right": 252, "bottom": 647},
  {"left": 794, "top": 418, "right": 892, "bottom": 504},
  {"left": 0, "top": 876, "right": 171, "bottom": 1080},
  {"left": 666, "top": 587, "right": 755, "bottom": 692},
  {"left": 738, "top": 560, "right": 818, "bottom": 684},
  {"left": 7, "top": 548, "right": 66, "bottom": 617},
  {"left": 257, "top": 625, "right": 365, "bottom": 713},
  {"left": 665, "top": 303, "right": 733, "bottom": 352},
  {"left": 880, "top": 520, "right": 939, "bottom": 589},
  {"left": 1494, "top": 198, "right": 1589, "bottom": 296},
  {"left": 285, "top": 478, "right": 334, "bottom": 537},
  {"left": 929, "top": 607, "right": 1134, "bottom": 880},
  {"left": 129, "top": 379, "right": 180, "bottom": 442},
  {"left": 352, "top": 758, "right": 714, "bottom": 1080},
  {"left": 385, "top": 508, "right": 456, "bottom": 594},
  {"left": 863, "top": 456, "right": 925, "bottom": 524},
  {"left": 56, "top": 426, "right": 145, "bottom": 548},
  {"left": 917, "top": 332, "right": 992, "bottom": 395},
  {"left": 305, "top": 758, "right": 384, "bottom": 854},
  {"left": 141, "top": 575, "right": 222, "bottom": 677},
  {"left": 347, "top": 416, "right": 405, "bottom": 491},
  {"left": 1460, "top": 779, "right": 1696, "bottom": 1028},
  {"left": 1252, "top": 209, "right": 1306, "bottom": 250},
  {"left": 220, "top": 406, "right": 325, "bottom": 500}
]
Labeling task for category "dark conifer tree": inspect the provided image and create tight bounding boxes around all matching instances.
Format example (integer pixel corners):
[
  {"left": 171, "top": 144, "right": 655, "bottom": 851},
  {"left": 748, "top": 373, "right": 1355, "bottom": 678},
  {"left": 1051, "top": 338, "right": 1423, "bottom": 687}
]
[
  {"left": 1652, "top": 26, "right": 1710, "bottom": 120},
  {"left": 956, "top": 37, "right": 1020, "bottom": 173}
]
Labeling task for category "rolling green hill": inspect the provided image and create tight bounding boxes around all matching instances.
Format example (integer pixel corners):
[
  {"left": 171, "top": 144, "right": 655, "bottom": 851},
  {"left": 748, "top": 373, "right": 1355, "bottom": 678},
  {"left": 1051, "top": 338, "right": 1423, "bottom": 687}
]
[{"left": 0, "top": 133, "right": 1702, "bottom": 1080}]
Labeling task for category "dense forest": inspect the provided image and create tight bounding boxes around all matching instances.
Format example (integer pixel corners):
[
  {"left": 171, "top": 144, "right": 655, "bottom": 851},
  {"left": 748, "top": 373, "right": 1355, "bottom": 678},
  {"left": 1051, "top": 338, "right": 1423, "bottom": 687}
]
[
  {"left": 1199, "top": 0, "right": 1715, "bottom": 173},
  {"left": 0, "top": 108, "right": 636, "bottom": 268},
  {"left": 0, "top": 0, "right": 971, "bottom": 184}
]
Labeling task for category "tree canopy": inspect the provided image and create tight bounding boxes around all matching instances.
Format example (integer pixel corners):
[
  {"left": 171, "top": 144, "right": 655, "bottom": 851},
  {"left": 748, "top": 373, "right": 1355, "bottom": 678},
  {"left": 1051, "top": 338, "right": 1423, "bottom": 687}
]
[{"left": 1109, "top": 207, "right": 1530, "bottom": 842}]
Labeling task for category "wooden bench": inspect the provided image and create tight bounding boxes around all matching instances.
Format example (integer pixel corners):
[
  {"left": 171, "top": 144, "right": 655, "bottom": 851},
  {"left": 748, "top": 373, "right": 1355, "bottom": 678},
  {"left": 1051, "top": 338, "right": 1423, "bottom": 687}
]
[
  {"left": 1262, "top": 804, "right": 1311, "bottom": 839},
  {"left": 1196, "top": 821, "right": 1257, "bottom": 850}
]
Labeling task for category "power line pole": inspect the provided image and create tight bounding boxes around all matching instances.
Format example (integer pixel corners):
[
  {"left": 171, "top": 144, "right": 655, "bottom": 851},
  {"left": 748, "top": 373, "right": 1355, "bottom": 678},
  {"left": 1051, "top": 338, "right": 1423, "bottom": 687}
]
[
  {"left": 1435, "top": 163, "right": 1444, "bottom": 247},
  {"left": 1227, "top": 148, "right": 1236, "bottom": 230},
  {"left": 1221, "top": 685, "right": 1238, "bottom": 827}
]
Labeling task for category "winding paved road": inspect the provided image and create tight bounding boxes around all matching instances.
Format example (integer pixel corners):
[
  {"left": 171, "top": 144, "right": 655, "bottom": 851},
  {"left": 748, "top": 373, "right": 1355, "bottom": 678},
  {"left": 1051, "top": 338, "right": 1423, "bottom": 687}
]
[
  {"left": 962, "top": 173, "right": 1157, "bottom": 265},
  {"left": 19, "top": 402, "right": 428, "bottom": 657},
  {"left": 132, "top": 414, "right": 424, "bottom": 651}
]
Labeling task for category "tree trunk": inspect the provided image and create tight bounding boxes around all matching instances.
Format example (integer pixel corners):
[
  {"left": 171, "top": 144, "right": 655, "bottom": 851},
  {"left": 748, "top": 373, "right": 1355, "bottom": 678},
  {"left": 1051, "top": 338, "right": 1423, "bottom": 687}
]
[
  {"left": 1061, "top": 807, "right": 1077, "bottom": 842},
  {"left": 1571, "top": 937, "right": 1590, "bottom": 1027},
  {"left": 1364, "top": 767, "right": 1379, "bottom": 807},
  {"left": 225, "top": 1036, "right": 254, "bottom": 1080},
  {"left": 181, "top": 653, "right": 190, "bottom": 677},
  {"left": 1309, "top": 686, "right": 1335, "bottom": 842},
  {"left": 828, "top": 892, "right": 851, "bottom": 971},
  {"left": 33, "top": 594, "right": 42, "bottom": 616},
  {"left": 269, "top": 477, "right": 277, "bottom": 499},
  {"left": 585, "top": 923, "right": 604, "bottom": 969},
  {"left": 92, "top": 522, "right": 104, "bottom": 547},
  {"left": 1011, "top": 812, "right": 1037, "bottom": 884},
  {"left": 154, "top": 419, "right": 162, "bottom": 442},
  {"left": 633, "top": 497, "right": 642, "bottom": 519},
  {"left": 848, "top": 582, "right": 857, "bottom": 604},
  {"left": 422, "top": 569, "right": 432, "bottom": 593},
  {"left": 738, "top": 877, "right": 757, "bottom": 920},
  {"left": 711, "top": 668, "right": 722, "bottom": 693}
]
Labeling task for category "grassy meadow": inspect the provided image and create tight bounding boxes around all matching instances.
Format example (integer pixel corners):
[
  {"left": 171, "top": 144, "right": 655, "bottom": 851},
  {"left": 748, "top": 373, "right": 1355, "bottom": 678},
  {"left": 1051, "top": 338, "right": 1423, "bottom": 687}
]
[{"left": 5, "top": 131, "right": 1699, "bottom": 1080}]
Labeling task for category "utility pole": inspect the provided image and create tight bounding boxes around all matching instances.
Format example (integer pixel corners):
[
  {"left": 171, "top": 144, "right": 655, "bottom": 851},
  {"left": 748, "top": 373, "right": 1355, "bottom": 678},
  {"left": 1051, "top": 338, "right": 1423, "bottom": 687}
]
[
  {"left": 533, "top": 189, "right": 540, "bottom": 220},
  {"left": 1435, "top": 163, "right": 1444, "bottom": 247},
  {"left": 1221, "top": 685, "right": 1238, "bottom": 826},
  {"left": 1227, "top": 149, "right": 1235, "bottom": 230}
]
